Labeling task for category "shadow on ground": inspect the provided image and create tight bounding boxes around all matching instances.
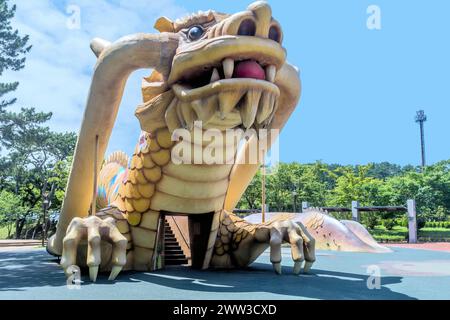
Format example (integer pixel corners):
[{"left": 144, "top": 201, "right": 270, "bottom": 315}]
[
  {"left": 0, "top": 249, "right": 414, "bottom": 300},
  {"left": 120, "top": 264, "right": 414, "bottom": 300},
  {"left": 0, "top": 250, "right": 64, "bottom": 292}
]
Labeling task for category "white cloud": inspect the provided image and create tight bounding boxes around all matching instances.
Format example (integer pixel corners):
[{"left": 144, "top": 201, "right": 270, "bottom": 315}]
[{"left": 4, "top": 0, "right": 187, "bottom": 156}]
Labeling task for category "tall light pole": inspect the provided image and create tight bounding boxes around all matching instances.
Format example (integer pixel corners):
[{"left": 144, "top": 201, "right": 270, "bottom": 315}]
[{"left": 415, "top": 110, "right": 427, "bottom": 168}]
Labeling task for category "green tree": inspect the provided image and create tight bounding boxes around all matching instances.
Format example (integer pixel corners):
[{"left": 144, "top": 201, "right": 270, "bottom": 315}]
[
  {"left": 0, "top": 189, "right": 25, "bottom": 238},
  {"left": 0, "top": 0, "right": 31, "bottom": 111},
  {"left": 0, "top": 1, "right": 76, "bottom": 239},
  {"left": 385, "top": 160, "right": 450, "bottom": 220},
  {"left": 327, "top": 164, "right": 387, "bottom": 207},
  {"left": 237, "top": 170, "right": 262, "bottom": 210},
  {"left": 295, "top": 162, "right": 332, "bottom": 206},
  {"left": 325, "top": 164, "right": 390, "bottom": 226},
  {"left": 48, "top": 156, "right": 73, "bottom": 209},
  {"left": 367, "top": 162, "right": 404, "bottom": 179},
  {"left": 0, "top": 108, "right": 76, "bottom": 238},
  {"left": 238, "top": 162, "right": 331, "bottom": 212},
  {"left": 238, "top": 159, "right": 449, "bottom": 227}
]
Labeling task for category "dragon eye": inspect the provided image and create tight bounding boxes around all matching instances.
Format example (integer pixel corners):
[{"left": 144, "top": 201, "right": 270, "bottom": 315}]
[{"left": 187, "top": 26, "right": 204, "bottom": 41}]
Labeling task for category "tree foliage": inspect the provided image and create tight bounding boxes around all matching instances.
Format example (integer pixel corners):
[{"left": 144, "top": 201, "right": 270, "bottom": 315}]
[
  {"left": 0, "top": 0, "right": 31, "bottom": 110},
  {"left": 0, "top": 1, "right": 76, "bottom": 239},
  {"left": 239, "top": 160, "right": 450, "bottom": 223},
  {"left": 0, "top": 108, "right": 76, "bottom": 238},
  {"left": 0, "top": 189, "right": 26, "bottom": 237}
]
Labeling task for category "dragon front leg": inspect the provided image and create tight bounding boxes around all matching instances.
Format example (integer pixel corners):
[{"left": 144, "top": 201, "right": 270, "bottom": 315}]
[
  {"left": 59, "top": 207, "right": 129, "bottom": 282},
  {"left": 210, "top": 211, "right": 316, "bottom": 274}
]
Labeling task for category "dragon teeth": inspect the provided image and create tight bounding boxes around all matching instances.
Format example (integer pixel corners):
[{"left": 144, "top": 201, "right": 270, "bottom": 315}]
[
  {"left": 256, "top": 92, "right": 274, "bottom": 124},
  {"left": 178, "top": 101, "right": 196, "bottom": 130},
  {"left": 223, "top": 58, "right": 234, "bottom": 79},
  {"left": 175, "top": 101, "right": 187, "bottom": 129},
  {"left": 204, "top": 110, "right": 242, "bottom": 131},
  {"left": 264, "top": 97, "right": 279, "bottom": 126},
  {"left": 164, "top": 98, "right": 181, "bottom": 132},
  {"left": 191, "top": 96, "right": 217, "bottom": 123},
  {"left": 266, "top": 65, "right": 276, "bottom": 83},
  {"left": 240, "top": 90, "right": 262, "bottom": 128},
  {"left": 210, "top": 68, "right": 220, "bottom": 83},
  {"left": 218, "top": 91, "right": 245, "bottom": 115}
]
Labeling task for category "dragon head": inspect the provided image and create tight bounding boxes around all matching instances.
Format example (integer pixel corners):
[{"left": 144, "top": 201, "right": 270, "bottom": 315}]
[{"left": 135, "top": 1, "right": 299, "bottom": 134}]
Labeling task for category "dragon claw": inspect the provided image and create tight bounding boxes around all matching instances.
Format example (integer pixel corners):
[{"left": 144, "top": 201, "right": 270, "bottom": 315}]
[
  {"left": 293, "top": 261, "right": 303, "bottom": 275},
  {"left": 303, "top": 261, "right": 314, "bottom": 274},
  {"left": 269, "top": 220, "right": 316, "bottom": 276},
  {"left": 108, "top": 266, "right": 123, "bottom": 281},
  {"left": 273, "top": 262, "right": 282, "bottom": 275},
  {"left": 60, "top": 215, "right": 127, "bottom": 283},
  {"left": 89, "top": 266, "right": 99, "bottom": 282}
]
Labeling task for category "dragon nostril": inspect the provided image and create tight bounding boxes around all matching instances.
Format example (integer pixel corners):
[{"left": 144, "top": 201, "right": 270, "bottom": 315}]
[
  {"left": 269, "top": 26, "right": 281, "bottom": 43},
  {"left": 237, "top": 19, "right": 256, "bottom": 36}
]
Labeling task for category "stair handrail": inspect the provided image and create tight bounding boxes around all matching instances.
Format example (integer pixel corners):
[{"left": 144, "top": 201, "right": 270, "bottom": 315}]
[{"left": 169, "top": 216, "right": 190, "bottom": 249}]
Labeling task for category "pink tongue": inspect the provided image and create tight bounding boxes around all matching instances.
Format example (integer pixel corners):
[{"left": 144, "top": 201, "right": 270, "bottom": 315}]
[{"left": 233, "top": 60, "right": 265, "bottom": 80}]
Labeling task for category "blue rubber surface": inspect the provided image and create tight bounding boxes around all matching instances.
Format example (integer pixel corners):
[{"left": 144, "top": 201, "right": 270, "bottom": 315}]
[{"left": 1, "top": 247, "right": 449, "bottom": 300}]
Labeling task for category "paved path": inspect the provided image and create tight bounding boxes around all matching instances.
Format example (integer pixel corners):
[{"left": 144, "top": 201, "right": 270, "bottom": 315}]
[
  {"left": 1, "top": 247, "right": 450, "bottom": 300},
  {"left": 0, "top": 240, "right": 44, "bottom": 248}
]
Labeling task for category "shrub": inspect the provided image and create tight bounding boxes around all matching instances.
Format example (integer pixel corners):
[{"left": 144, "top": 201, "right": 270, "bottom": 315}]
[
  {"left": 417, "top": 217, "right": 426, "bottom": 230},
  {"left": 383, "top": 219, "right": 395, "bottom": 231},
  {"left": 365, "top": 215, "right": 379, "bottom": 230},
  {"left": 424, "top": 221, "right": 450, "bottom": 229},
  {"left": 398, "top": 216, "right": 408, "bottom": 227},
  {"left": 425, "top": 221, "right": 436, "bottom": 228}
]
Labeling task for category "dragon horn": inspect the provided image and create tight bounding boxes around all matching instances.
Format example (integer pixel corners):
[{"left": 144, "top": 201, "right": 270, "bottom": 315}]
[{"left": 48, "top": 33, "right": 179, "bottom": 255}]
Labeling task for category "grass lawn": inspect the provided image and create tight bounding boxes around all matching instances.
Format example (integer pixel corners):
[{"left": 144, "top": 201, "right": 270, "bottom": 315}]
[
  {"left": 371, "top": 226, "right": 408, "bottom": 242},
  {"left": 370, "top": 225, "right": 450, "bottom": 242}
]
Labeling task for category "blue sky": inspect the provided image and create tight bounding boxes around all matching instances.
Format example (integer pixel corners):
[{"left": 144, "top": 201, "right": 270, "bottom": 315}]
[{"left": 4, "top": 0, "right": 449, "bottom": 165}]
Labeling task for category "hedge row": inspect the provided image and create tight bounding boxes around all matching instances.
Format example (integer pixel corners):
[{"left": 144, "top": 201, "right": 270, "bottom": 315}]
[{"left": 424, "top": 221, "right": 450, "bottom": 229}]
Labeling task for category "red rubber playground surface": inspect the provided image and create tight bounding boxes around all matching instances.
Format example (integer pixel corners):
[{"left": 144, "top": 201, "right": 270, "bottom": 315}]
[{"left": 386, "top": 242, "right": 450, "bottom": 252}]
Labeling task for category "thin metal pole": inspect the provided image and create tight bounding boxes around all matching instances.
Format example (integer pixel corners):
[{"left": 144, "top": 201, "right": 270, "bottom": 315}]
[
  {"left": 91, "top": 135, "right": 99, "bottom": 216},
  {"left": 261, "top": 163, "right": 266, "bottom": 223},
  {"left": 415, "top": 110, "right": 427, "bottom": 169},
  {"left": 419, "top": 121, "right": 426, "bottom": 168},
  {"left": 42, "top": 204, "right": 46, "bottom": 247}
]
